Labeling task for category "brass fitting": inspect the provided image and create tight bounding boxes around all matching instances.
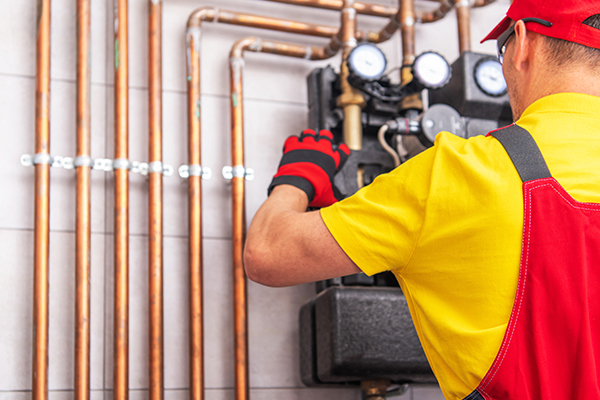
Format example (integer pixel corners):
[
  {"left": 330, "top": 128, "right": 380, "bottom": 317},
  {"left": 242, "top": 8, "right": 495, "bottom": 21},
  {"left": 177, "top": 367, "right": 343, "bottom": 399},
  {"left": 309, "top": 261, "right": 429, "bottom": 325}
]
[
  {"left": 337, "top": 60, "right": 366, "bottom": 151},
  {"left": 361, "top": 379, "right": 391, "bottom": 400}
]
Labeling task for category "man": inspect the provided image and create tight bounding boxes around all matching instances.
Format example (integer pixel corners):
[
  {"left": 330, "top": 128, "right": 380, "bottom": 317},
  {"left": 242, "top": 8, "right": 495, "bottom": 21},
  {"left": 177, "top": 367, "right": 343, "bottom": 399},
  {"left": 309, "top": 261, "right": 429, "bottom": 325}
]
[{"left": 244, "top": 0, "right": 600, "bottom": 398}]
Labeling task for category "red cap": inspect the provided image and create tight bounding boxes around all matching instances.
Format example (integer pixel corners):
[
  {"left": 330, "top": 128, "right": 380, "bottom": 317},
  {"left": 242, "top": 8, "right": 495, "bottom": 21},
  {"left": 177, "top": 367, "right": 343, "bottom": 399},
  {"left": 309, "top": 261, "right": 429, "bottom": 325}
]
[{"left": 481, "top": 0, "right": 600, "bottom": 50}]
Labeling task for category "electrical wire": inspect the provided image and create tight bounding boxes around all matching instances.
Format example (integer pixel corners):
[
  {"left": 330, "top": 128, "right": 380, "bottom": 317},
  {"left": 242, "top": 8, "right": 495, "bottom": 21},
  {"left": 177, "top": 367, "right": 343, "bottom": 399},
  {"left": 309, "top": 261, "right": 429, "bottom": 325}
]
[{"left": 377, "top": 124, "right": 401, "bottom": 167}]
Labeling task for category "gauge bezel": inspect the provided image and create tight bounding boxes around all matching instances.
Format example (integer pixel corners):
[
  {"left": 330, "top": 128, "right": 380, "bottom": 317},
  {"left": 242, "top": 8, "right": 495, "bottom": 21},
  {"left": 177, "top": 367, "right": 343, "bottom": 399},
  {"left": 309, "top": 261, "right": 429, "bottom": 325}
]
[
  {"left": 412, "top": 51, "right": 452, "bottom": 90},
  {"left": 347, "top": 43, "right": 388, "bottom": 81},
  {"left": 473, "top": 57, "right": 508, "bottom": 97}
]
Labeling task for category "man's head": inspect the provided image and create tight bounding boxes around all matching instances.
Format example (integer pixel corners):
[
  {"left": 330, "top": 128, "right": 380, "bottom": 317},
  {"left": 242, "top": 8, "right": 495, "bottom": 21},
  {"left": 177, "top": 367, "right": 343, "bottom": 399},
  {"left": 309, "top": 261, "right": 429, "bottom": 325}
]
[{"left": 481, "top": 0, "right": 600, "bottom": 120}]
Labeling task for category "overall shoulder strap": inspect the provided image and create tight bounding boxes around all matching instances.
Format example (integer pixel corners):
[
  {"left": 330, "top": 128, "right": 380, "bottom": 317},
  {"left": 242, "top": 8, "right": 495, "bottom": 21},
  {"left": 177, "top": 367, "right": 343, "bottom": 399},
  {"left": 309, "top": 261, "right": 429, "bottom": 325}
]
[{"left": 489, "top": 124, "right": 552, "bottom": 183}]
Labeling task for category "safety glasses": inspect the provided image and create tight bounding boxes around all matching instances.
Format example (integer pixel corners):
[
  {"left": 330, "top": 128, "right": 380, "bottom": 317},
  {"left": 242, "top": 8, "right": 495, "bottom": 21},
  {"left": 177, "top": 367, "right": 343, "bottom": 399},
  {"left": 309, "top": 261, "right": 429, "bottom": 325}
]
[{"left": 497, "top": 17, "right": 553, "bottom": 64}]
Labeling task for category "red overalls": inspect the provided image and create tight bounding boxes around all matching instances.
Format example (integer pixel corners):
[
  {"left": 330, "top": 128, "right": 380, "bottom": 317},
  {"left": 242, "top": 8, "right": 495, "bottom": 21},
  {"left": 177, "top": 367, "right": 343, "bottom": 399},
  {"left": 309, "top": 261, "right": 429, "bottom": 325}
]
[{"left": 464, "top": 125, "right": 600, "bottom": 400}]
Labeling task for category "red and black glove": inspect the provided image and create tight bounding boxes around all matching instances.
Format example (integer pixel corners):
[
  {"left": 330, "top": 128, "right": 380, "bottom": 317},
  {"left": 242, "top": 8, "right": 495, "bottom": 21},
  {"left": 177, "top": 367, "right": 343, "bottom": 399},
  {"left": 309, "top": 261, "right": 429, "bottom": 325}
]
[{"left": 268, "top": 129, "right": 350, "bottom": 208}]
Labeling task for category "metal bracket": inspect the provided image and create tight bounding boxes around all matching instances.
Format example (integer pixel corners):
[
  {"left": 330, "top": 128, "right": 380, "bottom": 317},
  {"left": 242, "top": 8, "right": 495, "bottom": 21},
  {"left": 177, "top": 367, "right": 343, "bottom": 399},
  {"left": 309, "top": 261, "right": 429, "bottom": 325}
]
[
  {"left": 222, "top": 165, "right": 255, "bottom": 181},
  {"left": 178, "top": 164, "right": 212, "bottom": 180},
  {"left": 21, "top": 154, "right": 174, "bottom": 176}
]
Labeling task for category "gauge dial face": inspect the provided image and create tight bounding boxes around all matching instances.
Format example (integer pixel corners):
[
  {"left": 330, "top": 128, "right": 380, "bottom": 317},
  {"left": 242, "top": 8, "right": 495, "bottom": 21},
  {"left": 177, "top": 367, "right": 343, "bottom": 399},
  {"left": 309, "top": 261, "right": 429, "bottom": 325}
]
[
  {"left": 474, "top": 59, "right": 507, "bottom": 96},
  {"left": 348, "top": 44, "right": 387, "bottom": 80},
  {"left": 413, "top": 52, "right": 451, "bottom": 89}
]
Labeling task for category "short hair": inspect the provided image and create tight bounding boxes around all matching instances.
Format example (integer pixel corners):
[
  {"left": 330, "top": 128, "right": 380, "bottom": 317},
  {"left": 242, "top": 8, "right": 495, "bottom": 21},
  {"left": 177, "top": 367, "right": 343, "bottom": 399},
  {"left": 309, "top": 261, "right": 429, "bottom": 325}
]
[{"left": 543, "top": 14, "right": 600, "bottom": 68}]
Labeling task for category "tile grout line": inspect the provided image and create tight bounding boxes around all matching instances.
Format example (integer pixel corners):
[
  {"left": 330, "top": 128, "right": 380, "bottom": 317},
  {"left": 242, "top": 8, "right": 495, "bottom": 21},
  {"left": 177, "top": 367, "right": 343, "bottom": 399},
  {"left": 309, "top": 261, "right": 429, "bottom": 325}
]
[{"left": 0, "top": 71, "right": 308, "bottom": 106}]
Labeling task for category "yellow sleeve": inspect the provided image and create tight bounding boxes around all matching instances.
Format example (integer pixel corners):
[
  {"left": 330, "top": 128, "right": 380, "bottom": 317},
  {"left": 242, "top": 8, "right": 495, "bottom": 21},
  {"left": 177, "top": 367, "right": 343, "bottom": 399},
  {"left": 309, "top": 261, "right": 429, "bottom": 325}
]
[{"left": 321, "top": 140, "right": 438, "bottom": 276}]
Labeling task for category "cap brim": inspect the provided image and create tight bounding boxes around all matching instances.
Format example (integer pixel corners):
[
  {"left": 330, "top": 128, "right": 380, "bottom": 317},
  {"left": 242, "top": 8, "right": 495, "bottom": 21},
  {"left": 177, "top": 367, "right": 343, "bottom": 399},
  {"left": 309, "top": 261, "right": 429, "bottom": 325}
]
[{"left": 480, "top": 16, "right": 511, "bottom": 43}]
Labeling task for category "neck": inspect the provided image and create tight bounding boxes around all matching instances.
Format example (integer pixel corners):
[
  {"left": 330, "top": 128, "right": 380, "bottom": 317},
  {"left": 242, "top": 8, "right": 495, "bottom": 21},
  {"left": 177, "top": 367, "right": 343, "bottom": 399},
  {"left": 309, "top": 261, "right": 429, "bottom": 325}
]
[{"left": 515, "top": 63, "right": 600, "bottom": 120}]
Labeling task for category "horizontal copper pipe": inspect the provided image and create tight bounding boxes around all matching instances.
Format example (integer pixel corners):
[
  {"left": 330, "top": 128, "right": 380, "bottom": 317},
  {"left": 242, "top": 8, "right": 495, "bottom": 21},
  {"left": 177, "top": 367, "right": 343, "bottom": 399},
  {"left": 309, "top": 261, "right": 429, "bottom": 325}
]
[
  {"left": 33, "top": 1, "right": 51, "bottom": 399},
  {"left": 473, "top": 0, "right": 496, "bottom": 7},
  {"left": 188, "top": 7, "right": 338, "bottom": 38},
  {"left": 185, "top": 25, "right": 205, "bottom": 400},
  {"left": 230, "top": 34, "right": 343, "bottom": 60},
  {"left": 75, "top": 0, "right": 91, "bottom": 399},
  {"left": 368, "top": 0, "right": 454, "bottom": 43},
  {"left": 418, "top": 0, "right": 454, "bottom": 23},
  {"left": 262, "top": 0, "right": 397, "bottom": 18}
]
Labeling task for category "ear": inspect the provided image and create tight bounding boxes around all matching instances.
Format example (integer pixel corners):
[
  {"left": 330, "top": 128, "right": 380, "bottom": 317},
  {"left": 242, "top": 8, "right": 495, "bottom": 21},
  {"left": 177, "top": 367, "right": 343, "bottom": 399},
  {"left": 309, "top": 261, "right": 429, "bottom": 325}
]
[{"left": 510, "top": 20, "right": 532, "bottom": 72}]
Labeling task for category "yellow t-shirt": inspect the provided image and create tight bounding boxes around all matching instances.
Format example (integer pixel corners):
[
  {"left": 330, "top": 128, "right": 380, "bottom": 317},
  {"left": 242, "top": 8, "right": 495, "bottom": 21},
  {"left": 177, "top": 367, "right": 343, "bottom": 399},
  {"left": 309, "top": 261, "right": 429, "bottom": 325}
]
[{"left": 321, "top": 93, "right": 600, "bottom": 400}]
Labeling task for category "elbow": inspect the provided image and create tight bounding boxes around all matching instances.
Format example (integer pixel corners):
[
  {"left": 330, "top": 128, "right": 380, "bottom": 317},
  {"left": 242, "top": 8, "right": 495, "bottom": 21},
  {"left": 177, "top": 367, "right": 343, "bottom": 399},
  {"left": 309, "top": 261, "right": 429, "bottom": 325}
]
[{"left": 244, "top": 242, "right": 286, "bottom": 287}]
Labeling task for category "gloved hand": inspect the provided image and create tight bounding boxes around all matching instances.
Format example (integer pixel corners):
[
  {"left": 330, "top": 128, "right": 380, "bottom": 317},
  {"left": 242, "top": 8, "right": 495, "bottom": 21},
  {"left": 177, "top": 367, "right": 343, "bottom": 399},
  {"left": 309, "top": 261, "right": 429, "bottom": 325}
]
[{"left": 268, "top": 129, "right": 350, "bottom": 208}]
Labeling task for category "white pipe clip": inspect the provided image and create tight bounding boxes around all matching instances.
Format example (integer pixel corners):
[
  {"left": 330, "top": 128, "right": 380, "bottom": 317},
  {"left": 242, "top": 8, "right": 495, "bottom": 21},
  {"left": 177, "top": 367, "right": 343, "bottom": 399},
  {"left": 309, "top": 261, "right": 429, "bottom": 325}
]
[
  {"left": 21, "top": 154, "right": 173, "bottom": 176},
  {"left": 148, "top": 161, "right": 174, "bottom": 177},
  {"left": 222, "top": 165, "right": 255, "bottom": 181},
  {"left": 21, "top": 153, "right": 53, "bottom": 167},
  {"left": 178, "top": 164, "right": 212, "bottom": 180}
]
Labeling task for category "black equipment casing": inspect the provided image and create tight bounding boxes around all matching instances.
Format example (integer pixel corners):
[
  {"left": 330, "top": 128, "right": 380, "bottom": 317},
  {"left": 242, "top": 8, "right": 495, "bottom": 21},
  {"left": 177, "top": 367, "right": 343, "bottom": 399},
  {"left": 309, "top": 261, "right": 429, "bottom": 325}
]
[{"left": 300, "top": 286, "right": 436, "bottom": 386}]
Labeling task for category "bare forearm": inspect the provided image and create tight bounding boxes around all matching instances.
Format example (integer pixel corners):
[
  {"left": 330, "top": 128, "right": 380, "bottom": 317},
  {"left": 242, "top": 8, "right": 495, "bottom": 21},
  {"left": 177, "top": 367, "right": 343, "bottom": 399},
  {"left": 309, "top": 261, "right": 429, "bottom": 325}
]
[{"left": 244, "top": 185, "right": 360, "bottom": 287}]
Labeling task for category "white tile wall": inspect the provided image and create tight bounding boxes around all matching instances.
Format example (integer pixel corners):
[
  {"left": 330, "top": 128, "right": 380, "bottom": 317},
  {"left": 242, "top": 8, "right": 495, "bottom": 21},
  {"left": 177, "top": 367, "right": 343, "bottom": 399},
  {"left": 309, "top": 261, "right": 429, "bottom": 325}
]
[{"left": 1, "top": 0, "right": 510, "bottom": 399}]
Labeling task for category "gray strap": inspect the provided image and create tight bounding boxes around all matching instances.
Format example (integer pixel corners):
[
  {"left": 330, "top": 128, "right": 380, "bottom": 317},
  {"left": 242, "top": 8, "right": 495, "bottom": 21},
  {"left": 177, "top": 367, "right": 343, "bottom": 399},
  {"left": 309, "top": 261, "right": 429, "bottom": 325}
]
[
  {"left": 490, "top": 124, "right": 552, "bottom": 182},
  {"left": 463, "top": 389, "right": 485, "bottom": 400}
]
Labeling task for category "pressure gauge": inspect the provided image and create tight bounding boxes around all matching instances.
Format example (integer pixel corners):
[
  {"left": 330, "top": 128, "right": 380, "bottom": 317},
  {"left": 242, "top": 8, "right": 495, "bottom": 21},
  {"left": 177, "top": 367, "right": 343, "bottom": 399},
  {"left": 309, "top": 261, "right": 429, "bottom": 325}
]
[
  {"left": 474, "top": 58, "right": 507, "bottom": 97},
  {"left": 412, "top": 52, "right": 451, "bottom": 89},
  {"left": 348, "top": 44, "right": 387, "bottom": 81}
]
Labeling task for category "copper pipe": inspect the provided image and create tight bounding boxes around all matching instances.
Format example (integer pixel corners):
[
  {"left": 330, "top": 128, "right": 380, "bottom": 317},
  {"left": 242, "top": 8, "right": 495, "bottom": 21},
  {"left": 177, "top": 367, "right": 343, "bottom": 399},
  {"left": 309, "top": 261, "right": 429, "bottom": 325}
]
[
  {"left": 228, "top": 34, "right": 342, "bottom": 400},
  {"left": 33, "top": 1, "right": 51, "bottom": 399},
  {"left": 336, "top": 0, "right": 365, "bottom": 151},
  {"left": 184, "top": 7, "right": 358, "bottom": 397},
  {"left": 229, "top": 38, "right": 252, "bottom": 400},
  {"left": 225, "top": 35, "right": 345, "bottom": 400},
  {"left": 187, "top": 8, "right": 339, "bottom": 38},
  {"left": 185, "top": 23, "right": 205, "bottom": 400},
  {"left": 367, "top": 0, "right": 454, "bottom": 43},
  {"left": 400, "top": 0, "right": 416, "bottom": 84},
  {"left": 75, "top": 0, "right": 91, "bottom": 399},
  {"left": 455, "top": 0, "right": 472, "bottom": 53},
  {"left": 262, "top": 0, "right": 397, "bottom": 18},
  {"left": 473, "top": 0, "right": 496, "bottom": 7},
  {"left": 148, "top": 1, "right": 164, "bottom": 400},
  {"left": 185, "top": 3, "right": 408, "bottom": 398},
  {"left": 418, "top": 0, "right": 454, "bottom": 23},
  {"left": 113, "top": 0, "right": 130, "bottom": 398},
  {"left": 234, "top": 37, "right": 342, "bottom": 60}
]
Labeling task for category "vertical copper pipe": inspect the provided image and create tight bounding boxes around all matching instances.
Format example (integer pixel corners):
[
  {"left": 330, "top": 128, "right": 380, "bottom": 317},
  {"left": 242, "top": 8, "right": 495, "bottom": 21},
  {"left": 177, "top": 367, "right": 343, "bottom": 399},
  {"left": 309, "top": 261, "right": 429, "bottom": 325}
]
[
  {"left": 148, "top": 1, "right": 164, "bottom": 400},
  {"left": 226, "top": 36, "right": 342, "bottom": 400},
  {"left": 33, "top": 1, "right": 51, "bottom": 399},
  {"left": 455, "top": 0, "right": 471, "bottom": 54},
  {"left": 113, "top": 0, "right": 129, "bottom": 399},
  {"left": 186, "top": 25, "right": 205, "bottom": 400},
  {"left": 75, "top": 0, "right": 92, "bottom": 399},
  {"left": 337, "top": 0, "right": 365, "bottom": 151},
  {"left": 230, "top": 39, "right": 253, "bottom": 400},
  {"left": 400, "top": 0, "right": 416, "bottom": 84}
]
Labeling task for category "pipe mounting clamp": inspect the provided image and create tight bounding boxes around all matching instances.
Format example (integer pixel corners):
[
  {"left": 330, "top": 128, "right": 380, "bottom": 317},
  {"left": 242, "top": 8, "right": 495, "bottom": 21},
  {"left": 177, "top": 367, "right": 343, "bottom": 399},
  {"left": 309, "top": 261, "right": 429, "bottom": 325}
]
[
  {"left": 178, "top": 164, "right": 212, "bottom": 180},
  {"left": 222, "top": 165, "right": 254, "bottom": 181},
  {"left": 21, "top": 153, "right": 54, "bottom": 167},
  {"left": 21, "top": 154, "right": 173, "bottom": 177}
]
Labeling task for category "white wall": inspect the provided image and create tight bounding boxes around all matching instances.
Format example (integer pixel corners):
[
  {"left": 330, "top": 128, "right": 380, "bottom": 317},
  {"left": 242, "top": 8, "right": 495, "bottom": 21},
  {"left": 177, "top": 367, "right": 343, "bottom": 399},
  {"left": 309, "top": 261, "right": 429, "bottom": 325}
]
[{"left": 0, "top": 0, "right": 509, "bottom": 399}]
